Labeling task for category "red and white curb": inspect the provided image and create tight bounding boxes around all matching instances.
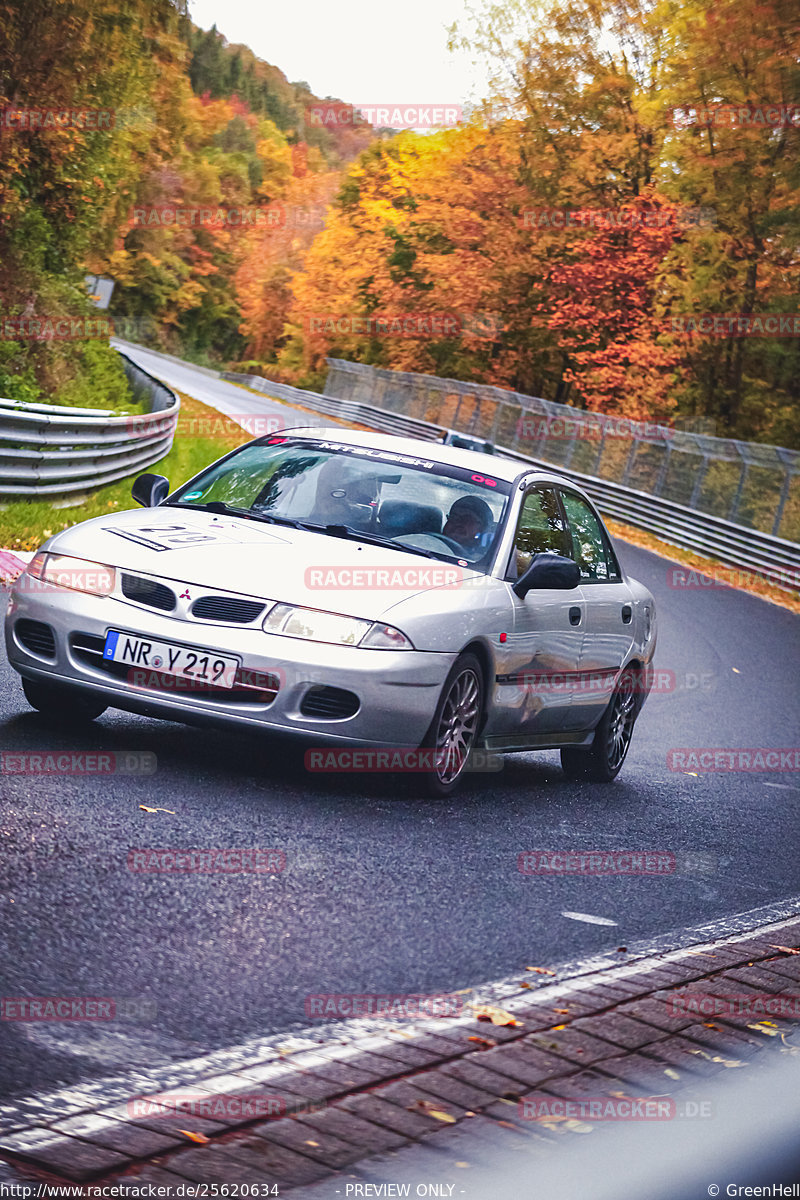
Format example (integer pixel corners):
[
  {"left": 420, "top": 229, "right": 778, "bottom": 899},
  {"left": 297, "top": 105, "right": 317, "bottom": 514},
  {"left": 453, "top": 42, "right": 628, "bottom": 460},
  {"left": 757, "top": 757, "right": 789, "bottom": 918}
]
[{"left": 0, "top": 550, "right": 34, "bottom": 584}]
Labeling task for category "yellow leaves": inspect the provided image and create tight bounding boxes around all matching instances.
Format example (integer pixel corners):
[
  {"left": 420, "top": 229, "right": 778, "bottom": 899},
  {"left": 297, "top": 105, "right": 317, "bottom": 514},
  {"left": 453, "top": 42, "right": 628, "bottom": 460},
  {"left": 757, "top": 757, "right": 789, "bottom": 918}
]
[
  {"left": 747, "top": 1022, "right": 780, "bottom": 1037},
  {"left": 178, "top": 1130, "right": 210, "bottom": 1143},
  {"left": 525, "top": 966, "right": 556, "bottom": 975},
  {"left": 139, "top": 806, "right": 175, "bottom": 814},
  {"left": 467, "top": 1003, "right": 522, "bottom": 1027},
  {"left": 411, "top": 1099, "right": 457, "bottom": 1123}
]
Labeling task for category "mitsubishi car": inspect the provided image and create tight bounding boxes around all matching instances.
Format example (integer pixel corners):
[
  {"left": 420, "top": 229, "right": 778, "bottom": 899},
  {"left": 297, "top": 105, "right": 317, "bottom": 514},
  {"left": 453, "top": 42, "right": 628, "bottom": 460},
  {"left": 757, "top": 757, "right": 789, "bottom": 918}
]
[{"left": 4, "top": 427, "right": 657, "bottom": 795}]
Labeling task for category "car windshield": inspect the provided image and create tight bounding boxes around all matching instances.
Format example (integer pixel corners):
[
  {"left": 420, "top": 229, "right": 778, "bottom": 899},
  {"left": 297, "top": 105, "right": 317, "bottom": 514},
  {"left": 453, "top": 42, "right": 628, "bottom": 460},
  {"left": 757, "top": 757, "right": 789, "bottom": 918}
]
[{"left": 169, "top": 437, "right": 512, "bottom": 567}]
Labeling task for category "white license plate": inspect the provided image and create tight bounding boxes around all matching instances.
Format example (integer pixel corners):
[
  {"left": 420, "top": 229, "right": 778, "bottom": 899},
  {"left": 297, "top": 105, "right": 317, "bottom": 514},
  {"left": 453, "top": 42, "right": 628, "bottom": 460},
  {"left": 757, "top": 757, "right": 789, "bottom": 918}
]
[{"left": 103, "top": 630, "right": 239, "bottom": 689}]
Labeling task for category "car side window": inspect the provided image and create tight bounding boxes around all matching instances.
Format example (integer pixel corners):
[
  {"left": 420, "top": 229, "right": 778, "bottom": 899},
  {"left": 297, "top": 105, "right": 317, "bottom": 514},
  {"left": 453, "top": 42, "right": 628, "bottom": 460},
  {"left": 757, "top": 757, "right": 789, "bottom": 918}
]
[
  {"left": 506, "top": 486, "right": 571, "bottom": 581},
  {"left": 560, "top": 491, "right": 621, "bottom": 582}
]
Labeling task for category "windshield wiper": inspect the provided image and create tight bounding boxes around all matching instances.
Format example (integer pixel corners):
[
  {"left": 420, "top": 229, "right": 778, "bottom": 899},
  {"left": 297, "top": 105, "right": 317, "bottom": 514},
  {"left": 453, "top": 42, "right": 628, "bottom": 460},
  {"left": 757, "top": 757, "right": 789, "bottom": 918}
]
[
  {"left": 318, "top": 524, "right": 442, "bottom": 559},
  {"left": 165, "top": 505, "right": 453, "bottom": 559},
  {"left": 165, "top": 501, "right": 311, "bottom": 529}
]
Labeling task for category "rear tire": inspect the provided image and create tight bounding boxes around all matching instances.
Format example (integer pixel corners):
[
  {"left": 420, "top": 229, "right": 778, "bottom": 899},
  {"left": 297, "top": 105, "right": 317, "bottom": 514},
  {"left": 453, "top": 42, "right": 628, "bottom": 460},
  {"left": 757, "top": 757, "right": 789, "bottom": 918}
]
[
  {"left": 560, "top": 669, "right": 637, "bottom": 782},
  {"left": 420, "top": 653, "right": 484, "bottom": 798},
  {"left": 22, "top": 677, "right": 108, "bottom": 723}
]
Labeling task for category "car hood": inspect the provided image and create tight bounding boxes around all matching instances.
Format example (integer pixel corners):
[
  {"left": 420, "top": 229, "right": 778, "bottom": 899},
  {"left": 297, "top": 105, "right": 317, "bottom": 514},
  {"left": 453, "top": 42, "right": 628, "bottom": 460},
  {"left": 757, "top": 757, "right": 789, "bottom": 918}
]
[{"left": 41, "top": 507, "right": 484, "bottom": 620}]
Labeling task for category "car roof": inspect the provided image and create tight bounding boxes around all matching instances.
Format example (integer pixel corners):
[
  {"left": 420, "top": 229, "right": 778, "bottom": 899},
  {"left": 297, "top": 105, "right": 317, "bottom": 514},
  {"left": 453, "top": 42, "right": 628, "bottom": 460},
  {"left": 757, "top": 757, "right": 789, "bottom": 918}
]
[{"left": 265, "top": 425, "right": 577, "bottom": 490}]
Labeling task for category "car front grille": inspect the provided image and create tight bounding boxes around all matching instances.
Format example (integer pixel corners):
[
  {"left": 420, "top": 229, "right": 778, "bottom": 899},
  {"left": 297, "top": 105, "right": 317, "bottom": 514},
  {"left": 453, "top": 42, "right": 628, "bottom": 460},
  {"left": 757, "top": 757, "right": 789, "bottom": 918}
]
[
  {"left": 121, "top": 574, "right": 176, "bottom": 612},
  {"left": 300, "top": 686, "right": 360, "bottom": 719},
  {"left": 69, "top": 633, "right": 277, "bottom": 705},
  {"left": 191, "top": 595, "right": 265, "bottom": 623},
  {"left": 16, "top": 619, "right": 56, "bottom": 658}
]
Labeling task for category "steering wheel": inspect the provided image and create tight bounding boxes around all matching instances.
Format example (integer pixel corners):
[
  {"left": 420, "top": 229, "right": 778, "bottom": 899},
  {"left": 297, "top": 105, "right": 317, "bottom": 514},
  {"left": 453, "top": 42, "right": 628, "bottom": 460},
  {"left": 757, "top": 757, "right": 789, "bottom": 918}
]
[{"left": 393, "top": 532, "right": 466, "bottom": 554}]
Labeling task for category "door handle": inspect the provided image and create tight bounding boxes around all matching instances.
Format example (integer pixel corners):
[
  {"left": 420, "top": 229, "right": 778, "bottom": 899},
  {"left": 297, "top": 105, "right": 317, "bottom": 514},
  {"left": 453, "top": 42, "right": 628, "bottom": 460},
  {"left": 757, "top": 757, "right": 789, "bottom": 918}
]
[
  {"left": 569, "top": 606, "right": 582, "bottom": 626},
  {"left": 621, "top": 605, "right": 632, "bottom": 624}
]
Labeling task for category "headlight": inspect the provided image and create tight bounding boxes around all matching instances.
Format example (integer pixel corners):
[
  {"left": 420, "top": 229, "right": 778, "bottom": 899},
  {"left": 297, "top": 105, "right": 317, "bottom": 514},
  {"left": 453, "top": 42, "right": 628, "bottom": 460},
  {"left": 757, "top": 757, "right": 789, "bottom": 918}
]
[
  {"left": 360, "top": 622, "right": 414, "bottom": 650},
  {"left": 26, "top": 553, "right": 117, "bottom": 597},
  {"left": 263, "top": 604, "right": 371, "bottom": 645},
  {"left": 262, "top": 604, "right": 414, "bottom": 649}
]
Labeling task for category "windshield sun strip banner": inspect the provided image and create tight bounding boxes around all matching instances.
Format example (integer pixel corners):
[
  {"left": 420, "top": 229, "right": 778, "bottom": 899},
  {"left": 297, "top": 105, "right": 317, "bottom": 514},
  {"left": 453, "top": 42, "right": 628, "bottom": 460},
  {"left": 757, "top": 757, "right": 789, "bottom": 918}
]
[{"left": 254, "top": 438, "right": 513, "bottom": 493}]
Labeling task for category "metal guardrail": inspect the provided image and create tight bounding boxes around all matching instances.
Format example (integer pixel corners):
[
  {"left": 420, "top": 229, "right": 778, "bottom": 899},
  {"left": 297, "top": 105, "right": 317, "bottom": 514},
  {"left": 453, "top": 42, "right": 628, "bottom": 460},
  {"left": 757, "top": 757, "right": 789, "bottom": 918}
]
[
  {"left": 0, "top": 353, "right": 179, "bottom": 497},
  {"left": 325, "top": 359, "right": 800, "bottom": 545},
  {"left": 220, "top": 366, "right": 800, "bottom": 591}
]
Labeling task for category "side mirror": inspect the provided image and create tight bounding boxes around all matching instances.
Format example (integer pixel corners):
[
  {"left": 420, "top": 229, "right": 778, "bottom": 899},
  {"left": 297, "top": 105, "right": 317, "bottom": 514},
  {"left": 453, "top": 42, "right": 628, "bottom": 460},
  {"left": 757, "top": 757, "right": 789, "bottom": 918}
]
[
  {"left": 513, "top": 553, "right": 581, "bottom": 598},
  {"left": 132, "top": 473, "right": 170, "bottom": 508}
]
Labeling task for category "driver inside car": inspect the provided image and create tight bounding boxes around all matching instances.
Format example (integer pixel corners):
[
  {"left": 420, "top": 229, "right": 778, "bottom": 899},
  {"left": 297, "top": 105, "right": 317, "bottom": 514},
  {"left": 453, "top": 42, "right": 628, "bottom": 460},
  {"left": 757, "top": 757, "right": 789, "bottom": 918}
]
[{"left": 442, "top": 495, "right": 494, "bottom": 553}]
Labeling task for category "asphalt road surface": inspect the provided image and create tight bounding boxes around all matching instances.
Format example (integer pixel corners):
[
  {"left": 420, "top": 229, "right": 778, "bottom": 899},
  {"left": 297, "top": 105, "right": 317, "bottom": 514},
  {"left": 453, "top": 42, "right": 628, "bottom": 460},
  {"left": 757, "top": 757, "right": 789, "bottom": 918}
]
[{"left": 1, "top": 349, "right": 798, "bottom": 1100}]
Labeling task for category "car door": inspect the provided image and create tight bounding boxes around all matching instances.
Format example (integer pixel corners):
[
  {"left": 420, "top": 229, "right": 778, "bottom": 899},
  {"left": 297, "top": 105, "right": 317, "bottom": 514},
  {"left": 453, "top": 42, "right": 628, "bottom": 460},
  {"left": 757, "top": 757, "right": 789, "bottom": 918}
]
[
  {"left": 557, "top": 488, "right": 636, "bottom": 730},
  {"left": 489, "top": 484, "right": 584, "bottom": 741}
]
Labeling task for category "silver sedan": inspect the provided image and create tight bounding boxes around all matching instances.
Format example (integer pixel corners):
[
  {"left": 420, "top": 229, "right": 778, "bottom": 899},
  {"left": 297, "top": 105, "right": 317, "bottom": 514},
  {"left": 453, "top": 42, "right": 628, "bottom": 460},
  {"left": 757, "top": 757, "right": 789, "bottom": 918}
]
[{"left": 4, "top": 427, "right": 657, "bottom": 795}]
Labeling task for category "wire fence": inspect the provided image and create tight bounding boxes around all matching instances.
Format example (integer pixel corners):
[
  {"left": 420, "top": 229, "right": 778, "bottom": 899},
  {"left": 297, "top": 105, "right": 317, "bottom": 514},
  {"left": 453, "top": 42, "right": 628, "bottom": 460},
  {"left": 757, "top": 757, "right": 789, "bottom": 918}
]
[{"left": 324, "top": 359, "right": 800, "bottom": 544}]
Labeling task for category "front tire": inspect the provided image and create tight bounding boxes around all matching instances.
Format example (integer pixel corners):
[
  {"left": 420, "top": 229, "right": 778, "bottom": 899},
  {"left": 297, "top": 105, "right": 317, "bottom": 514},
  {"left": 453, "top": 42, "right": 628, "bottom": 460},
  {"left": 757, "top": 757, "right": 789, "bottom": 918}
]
[
  {"left": 421, "top": 653, "right": 484, "bottom": 798},
  {"left": 560, "top": 669, "right": 637, "bottom": 782},
  {"left": 22, "top": 677, "right": 108, "bottom": 723}
]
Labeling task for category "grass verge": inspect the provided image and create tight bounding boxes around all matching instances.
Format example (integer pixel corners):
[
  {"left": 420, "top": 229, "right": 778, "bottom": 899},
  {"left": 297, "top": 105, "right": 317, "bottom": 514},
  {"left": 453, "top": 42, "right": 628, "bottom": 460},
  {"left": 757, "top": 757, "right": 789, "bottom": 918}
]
[
  {"left": 0, "top": 391, "right": 252, "bottom": 552},
  {"left": 1, "top": 387, "right": 796, "bottom": 615}
]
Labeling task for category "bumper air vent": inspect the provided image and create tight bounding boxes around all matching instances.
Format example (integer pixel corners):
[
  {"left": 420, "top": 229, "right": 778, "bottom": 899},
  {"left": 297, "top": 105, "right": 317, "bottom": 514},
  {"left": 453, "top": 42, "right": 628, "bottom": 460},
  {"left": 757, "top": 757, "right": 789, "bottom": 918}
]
[
  {"left": 16, "top": 619, "right": 56, "bottom": 658},
  {"left": 300, "top": 686, "right": 360, "bottom": 719}
]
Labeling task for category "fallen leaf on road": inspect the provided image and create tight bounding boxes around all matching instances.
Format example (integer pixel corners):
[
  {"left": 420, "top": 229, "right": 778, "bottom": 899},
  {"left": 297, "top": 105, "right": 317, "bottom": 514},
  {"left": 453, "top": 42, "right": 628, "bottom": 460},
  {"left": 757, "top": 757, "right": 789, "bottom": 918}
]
[
  {"left": 412, "top": 1100, "right": 457, "bottom": 1123},
  {"left": 553, "top": 1009, "right": 570, "bottom": 1015},
  {"left": 467, "top": 1036, "right": 496, "bottom": 1049},
  {"left": 525, "top": 967, "right": 556, "bottom": 975},
  {"left": 518, "top": 982, "right": 532, "bottom": 989},
  {"left": 139, "top": 806, "right": 175, "bottom": 814},
  {"left": 664, "top": 1068, "right": 681, "bottom": 1080},
  {"left": 748, "top": 1022, "right": 779, "bottom": 1036},
  {"left": 468, "top": 1003, "right": 522, "bottom": 1026},
  {"left": 770, "top": 945, "right": 800, "bottom": 955},
  {"left": 178, "top": 1131, "right": 210, "bottom": 1144}
]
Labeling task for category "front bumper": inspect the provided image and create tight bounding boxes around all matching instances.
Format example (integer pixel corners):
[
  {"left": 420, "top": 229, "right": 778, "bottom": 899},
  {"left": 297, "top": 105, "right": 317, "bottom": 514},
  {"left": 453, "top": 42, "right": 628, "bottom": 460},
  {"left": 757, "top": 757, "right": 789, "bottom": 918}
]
[{"left": 4, "top": 584, "right": 453, "bottom": 747}]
